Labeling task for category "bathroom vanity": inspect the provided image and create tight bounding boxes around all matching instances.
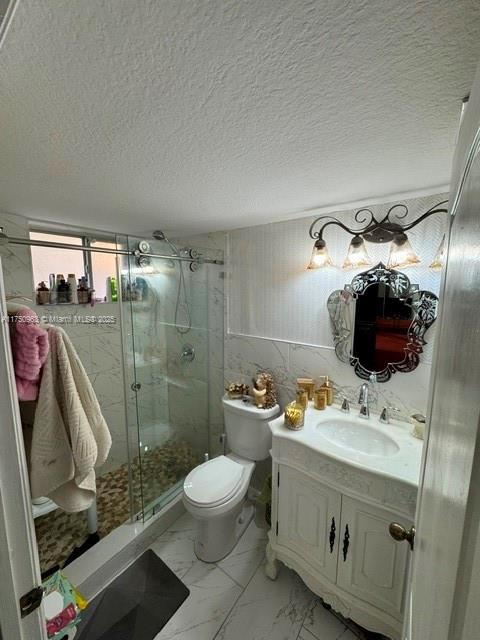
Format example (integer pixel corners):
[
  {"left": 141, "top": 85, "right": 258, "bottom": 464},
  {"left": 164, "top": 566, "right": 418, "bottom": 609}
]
[{"left": 266, "top": 405, "right": 422, "bottom": 640}]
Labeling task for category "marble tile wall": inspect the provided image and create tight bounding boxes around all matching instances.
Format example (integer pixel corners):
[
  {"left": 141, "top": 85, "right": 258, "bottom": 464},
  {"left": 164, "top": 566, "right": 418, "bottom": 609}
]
[{"left": 225, "top": 333, "right": 431, "bottom": 420}]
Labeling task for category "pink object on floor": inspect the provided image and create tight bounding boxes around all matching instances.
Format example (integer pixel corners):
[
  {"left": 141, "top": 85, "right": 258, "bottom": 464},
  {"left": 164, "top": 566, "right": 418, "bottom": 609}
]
[{"left": 10, "top": 307, "right": 49, "bottom": 401}]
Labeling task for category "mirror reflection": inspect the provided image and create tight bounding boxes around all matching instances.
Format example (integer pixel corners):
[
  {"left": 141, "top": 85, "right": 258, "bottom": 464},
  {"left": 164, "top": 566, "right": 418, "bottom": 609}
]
[{"left": 327, "top": 263, "right": 438, "bottom": 382}]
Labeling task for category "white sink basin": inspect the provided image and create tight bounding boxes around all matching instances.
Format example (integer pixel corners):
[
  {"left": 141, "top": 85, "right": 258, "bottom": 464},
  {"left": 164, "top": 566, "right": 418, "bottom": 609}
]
[
  {"left": 269, "top": 404, "right": 423, "bottom": 486},
  {"left": 316, "top": 420, "right": 400, "bottom": 457}
]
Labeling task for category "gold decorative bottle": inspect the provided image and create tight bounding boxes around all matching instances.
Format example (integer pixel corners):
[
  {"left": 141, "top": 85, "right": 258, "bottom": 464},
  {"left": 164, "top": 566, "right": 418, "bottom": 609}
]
[
  {"left": 296, "top": 388, "right": 309, "bottom": 410},
  {"left": 313, "top": 388, "right": 327, "bottom": 410},
  {"left": 320, "top": 376, "right": 334, "bottom": 405}
]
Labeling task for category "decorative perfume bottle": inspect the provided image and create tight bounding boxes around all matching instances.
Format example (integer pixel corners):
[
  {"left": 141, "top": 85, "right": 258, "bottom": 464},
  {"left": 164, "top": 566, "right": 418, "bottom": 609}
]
[
  {"left": 296, "top": 388, "right": 308, "bottom": 410},
  {"left": 320, "top": 376, "right": 334, "bottom": 405},
  {"left": 313, "top": 388, "right": 327, "bottom": 410}
]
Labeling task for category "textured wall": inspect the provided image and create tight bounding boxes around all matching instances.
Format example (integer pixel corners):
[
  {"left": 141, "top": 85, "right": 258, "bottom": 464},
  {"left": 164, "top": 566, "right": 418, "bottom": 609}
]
[{"left": 1, "top": 1, "right": 479, "bottom": 234}]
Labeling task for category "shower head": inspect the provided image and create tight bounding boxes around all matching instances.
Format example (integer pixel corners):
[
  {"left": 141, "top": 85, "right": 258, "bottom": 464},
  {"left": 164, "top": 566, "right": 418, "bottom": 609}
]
[{"left": 152, "top": 230, "right": 166, "bottom": 241}]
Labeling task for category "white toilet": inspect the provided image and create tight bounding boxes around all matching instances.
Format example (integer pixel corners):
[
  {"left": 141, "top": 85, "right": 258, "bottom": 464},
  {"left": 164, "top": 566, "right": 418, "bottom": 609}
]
[{"left": 183, "top": 395, "right": 280, "bottom": 562}]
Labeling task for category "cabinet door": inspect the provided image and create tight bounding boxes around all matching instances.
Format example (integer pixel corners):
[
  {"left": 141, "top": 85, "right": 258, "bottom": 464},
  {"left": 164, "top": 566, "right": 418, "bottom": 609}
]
[
  {"left": 277, "top": 465, "right": 341, "bottom": 583},
  {"left": 337, "top": 495, "right": 411, "bottom": 620}
]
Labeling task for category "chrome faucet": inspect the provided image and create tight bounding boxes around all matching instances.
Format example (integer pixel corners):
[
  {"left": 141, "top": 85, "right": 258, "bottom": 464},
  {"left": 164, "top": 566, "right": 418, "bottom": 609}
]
[{"left": 358, "top": 382, "right": 370, "bottom": 419}]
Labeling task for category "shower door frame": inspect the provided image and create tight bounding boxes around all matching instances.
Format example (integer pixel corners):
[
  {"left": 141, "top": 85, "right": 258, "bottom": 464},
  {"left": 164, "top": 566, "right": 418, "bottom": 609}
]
[{"left": 0, "top": 259, "right": 46, "bottom": 640}]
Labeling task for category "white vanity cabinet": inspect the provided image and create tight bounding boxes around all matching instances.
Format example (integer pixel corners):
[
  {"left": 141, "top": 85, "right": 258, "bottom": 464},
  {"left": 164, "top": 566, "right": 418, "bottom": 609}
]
[
  {"left": 266, "top": 417, "right": 419, "bottom": 640},
  {"left": 276, "top": 465, "right": 341, "bottom": 584},
  {"left": 336, "top": 495, "right": 411, "bottom": 621}
]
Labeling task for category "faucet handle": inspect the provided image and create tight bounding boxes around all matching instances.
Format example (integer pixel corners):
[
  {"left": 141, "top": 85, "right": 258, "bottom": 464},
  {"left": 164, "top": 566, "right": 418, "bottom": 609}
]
[
  {"left": 340, "top": 397, "right": 350, "bottom": 413},
  {"left": 379, "top": 405, "right": 401, "bottom": 424}
]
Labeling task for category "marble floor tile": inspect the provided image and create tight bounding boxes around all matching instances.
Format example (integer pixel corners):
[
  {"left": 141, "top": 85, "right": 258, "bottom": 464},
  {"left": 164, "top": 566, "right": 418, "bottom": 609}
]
[
  {"left": 150, "top": 512, "right": 198, "bottom": 579},
  {"left": 149, "top": 512, "right": 385, "bottom": 640},
  {"left": 217, "top": 520, "right": 267, "bottom": 587},
  {"left": 302, "top": 598, "right": 349, "bottom": 639},
  {"left": 298, "top": 628, "right": 322, "bottom": 640},
  {"left": 154, "top": 560, "right": 243, "bottom": 640},
  {"left": 215, "top": 562, "right": 313, "bottom": 640}
]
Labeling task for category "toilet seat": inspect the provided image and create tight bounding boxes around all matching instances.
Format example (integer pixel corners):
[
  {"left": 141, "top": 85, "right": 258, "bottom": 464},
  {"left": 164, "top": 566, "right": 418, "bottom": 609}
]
[{"left": 183, "top": 455, "right": 244, "bottom": 508}]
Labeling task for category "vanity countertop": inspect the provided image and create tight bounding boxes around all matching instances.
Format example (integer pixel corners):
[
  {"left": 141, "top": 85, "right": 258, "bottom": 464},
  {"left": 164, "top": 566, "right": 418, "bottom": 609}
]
[{"left": 269, "top": 403, "right": 423, "bottom": 488}]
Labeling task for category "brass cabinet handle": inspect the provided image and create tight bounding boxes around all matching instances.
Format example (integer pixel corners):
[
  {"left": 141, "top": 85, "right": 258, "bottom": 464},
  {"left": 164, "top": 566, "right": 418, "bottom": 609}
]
[{"left": 389, "top": 522, "right": 415, "bottom": 550}]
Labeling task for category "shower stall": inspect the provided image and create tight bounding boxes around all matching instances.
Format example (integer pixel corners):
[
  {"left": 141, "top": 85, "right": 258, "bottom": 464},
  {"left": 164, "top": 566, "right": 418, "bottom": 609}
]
[
  {"left": 118, "top": 234, "right": 225, "bottom": 522},
  {"left": 0, "top": 221, "right": 224, "bottom": 572}
]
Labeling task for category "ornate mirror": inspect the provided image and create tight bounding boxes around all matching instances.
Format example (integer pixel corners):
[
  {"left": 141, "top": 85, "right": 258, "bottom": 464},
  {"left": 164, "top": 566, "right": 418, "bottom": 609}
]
[{"left": 327, "top": 263, "right": 438, "bottom": 382}]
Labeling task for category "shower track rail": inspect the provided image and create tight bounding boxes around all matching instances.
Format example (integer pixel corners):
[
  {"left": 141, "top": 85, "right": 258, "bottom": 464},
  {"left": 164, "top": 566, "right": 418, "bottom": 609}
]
[{"left": 0, "top": 230, "right": 224, "bottom": 265}]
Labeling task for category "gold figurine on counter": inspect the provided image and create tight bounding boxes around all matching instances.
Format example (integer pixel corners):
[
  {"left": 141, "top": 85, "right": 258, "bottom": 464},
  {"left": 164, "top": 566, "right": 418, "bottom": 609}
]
[{"left": 252, "top": 372, "right": 277, "bottom": 409}]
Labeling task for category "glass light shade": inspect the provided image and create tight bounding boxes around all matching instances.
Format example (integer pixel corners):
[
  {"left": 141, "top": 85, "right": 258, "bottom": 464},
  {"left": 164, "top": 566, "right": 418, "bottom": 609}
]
[
  {"left": 387, "top": 233, "right": 420, "bottom": 269},
  {"left": 307, "top": 239, "right": 333, "bottom": 269},
  {"left": 342, "top": 235, "right": 372, "bottom": 269},
  {"left": 429, "top": 235, "right": 445, "bottom": 270}
]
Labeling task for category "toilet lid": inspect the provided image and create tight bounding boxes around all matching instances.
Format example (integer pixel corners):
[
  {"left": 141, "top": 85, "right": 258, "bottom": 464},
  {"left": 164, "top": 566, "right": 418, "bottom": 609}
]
[{"left": 183, "top": 456, "right": 244, "bottom": 507}]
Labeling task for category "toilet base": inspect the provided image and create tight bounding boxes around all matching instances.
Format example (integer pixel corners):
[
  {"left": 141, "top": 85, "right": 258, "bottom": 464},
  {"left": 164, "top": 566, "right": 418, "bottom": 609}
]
[{"left": 194, "top": 501, "right": 255, "bottom": 563}]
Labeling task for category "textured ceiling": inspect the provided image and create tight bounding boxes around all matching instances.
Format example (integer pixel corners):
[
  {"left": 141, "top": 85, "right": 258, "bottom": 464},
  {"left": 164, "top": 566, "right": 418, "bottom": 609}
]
[{"left": 0, "top": 0, "right": 480, "bottom": 236}]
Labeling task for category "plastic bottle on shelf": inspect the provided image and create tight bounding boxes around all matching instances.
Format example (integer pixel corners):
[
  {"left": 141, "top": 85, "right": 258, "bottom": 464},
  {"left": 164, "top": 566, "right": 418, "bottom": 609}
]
[
  {"left": 110, "top": 276, "right": 118, "bottom": 302},
  {"left": 49, "top": 273, "right": 57, "bottom": 304},
  {"left": 77, "top": 277, "right": 89, "bottom": 304},
  {"left": 67, "top": 274, "right": 77, "bottom": 303}
]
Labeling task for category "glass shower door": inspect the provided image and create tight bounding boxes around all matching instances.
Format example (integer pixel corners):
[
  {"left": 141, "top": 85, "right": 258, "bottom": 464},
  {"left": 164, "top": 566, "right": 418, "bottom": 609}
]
[{"left": 120, "top": 237, "right": 210, "bottom": 520}]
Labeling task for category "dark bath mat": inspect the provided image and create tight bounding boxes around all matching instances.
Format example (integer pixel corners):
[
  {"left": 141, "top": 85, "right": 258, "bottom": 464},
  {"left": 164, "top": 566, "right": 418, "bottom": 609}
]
[{"left": 76, "top": 550, "right": 189, "bottom": 640}]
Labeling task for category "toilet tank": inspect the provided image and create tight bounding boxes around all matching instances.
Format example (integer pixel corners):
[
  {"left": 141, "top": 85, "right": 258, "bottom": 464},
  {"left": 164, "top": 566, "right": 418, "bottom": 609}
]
[{"left": 222, "top": 396, "right": 280, "bottom": 461}]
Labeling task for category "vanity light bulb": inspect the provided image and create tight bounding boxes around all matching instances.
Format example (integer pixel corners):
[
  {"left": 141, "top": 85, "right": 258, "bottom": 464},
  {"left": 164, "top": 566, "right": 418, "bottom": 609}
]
[
  {"left": 307, "top": 239, "right": 333, "bottom": 269},
  {"left": 342, "top": 236, "right": 372, "bottom": 269},
  {"left": 387, "top": 233, "right": 420, "bottom": 269},
  {"left": 429, "top": 235, "right": 446, "bottom": 270}
]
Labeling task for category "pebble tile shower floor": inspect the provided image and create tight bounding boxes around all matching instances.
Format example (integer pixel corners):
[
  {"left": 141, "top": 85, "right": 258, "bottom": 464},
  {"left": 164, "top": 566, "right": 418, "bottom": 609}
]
[{"left": 34, "top": 439, "right": 199, "bottom": 573}]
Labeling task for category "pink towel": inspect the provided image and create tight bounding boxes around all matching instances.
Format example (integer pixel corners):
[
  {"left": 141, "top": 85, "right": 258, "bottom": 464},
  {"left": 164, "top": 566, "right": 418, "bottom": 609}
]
[{"left": 9, "top": 307, "right": 49, "bottom": 401}]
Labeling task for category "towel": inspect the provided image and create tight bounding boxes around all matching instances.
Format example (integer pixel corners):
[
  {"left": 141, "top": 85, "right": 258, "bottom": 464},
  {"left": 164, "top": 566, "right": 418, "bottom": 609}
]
[
  {"left": 7, "top": 303, "right": 49, "bottom": 401},
  {"left": 30, "top": 326, "right": 112, "bottom": 512}
]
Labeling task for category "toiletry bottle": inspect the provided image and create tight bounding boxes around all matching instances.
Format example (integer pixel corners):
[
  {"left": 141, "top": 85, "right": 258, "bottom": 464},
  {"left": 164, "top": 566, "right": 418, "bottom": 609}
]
[
  {"left": 110, "top": 276, "right": 118, "bottom": 302},
  {"left": 49, "top": 273, "right": 57, "bottom": 304},
  {"left": 105, "top": 277, "right": 112, "bottom": 302},
  {"left": 296, "top": 388, "right": 308, "bottom": 410},
  {"left": 57, "top": 278, "right": 68, "bottom": 303},
  {"left": 67, "top": 274, "right": 77, "bottom": 303},
  {"left": 313, "top": 388, "right": 327, "bottom": 410},
  {"left": 320, "top": 376, "right": 334, "bottom": 405},
  {"left": 36, "top": 281, "right": 50, "bottom": 305},
  {"left": 121, "top": 275, "right": 127, "bottom": 301},
  {"left": 78, "top": 277, "right": 89, "bottom": 304}
]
